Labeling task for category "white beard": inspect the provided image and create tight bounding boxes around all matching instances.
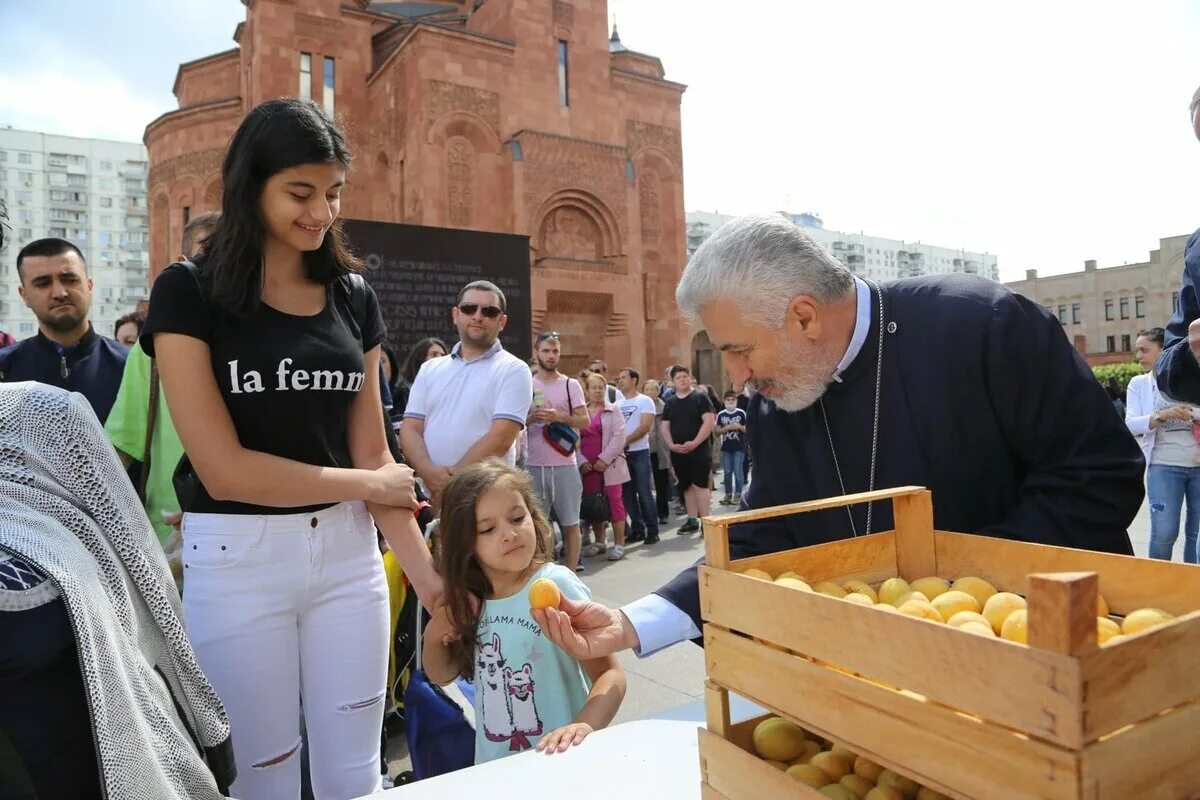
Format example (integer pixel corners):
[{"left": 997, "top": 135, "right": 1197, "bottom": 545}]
[{"left": 764, "top": 338, "right": 839, "bottom": 412}]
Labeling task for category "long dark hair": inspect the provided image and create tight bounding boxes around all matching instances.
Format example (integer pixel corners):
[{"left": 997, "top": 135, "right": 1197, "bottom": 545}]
[
  {"left": 198, "top": 97, "right": 361, "bottom": 317},
  {"left": 402, "top": 336, "right": 449, "bottom": 386},
  {"left": 437, "top": 459, "right": 554, "bottom": 679}
]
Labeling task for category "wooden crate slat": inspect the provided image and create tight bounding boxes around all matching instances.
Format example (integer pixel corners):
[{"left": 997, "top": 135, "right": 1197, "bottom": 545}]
[
  {"left": 934, "top": 531, "right": 1200, "bottom": 615},
  {"left": 705, "top": 485, "right": 927, "bottom": 526},
  {"left": 700, "top": 568, "right": 1084, "bottom": 748},
  {"left": 728, "top": 530, "right": 897, "bottom": 585},
  {"left": 700, "top": 783, "right": 737, "bottom": 800},
  {"left": 1081, "top": 699, "right": 1200, "bottom": 799},
  {"left": 894, "top": 490, "right": 938, "bottom": 578},
  {"left": 699, "top": 728, "right": 828, "bottom": 800},
  {"left": 705, "top": 626, "right": 1080, "bottom": 800},
  {"left": 1081, "top": 610, "right": 1200, "bottom": 740}
]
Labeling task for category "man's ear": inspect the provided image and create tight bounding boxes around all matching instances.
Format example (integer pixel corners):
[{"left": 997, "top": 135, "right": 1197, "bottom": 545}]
[{"left": 783, "top": 295, "right": 821, "bottom": 341}]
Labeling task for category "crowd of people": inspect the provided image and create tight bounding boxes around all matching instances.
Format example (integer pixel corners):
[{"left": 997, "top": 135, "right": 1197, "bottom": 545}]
[{"left": 6, "top": 87, "right": 1200, "bottom": 800}]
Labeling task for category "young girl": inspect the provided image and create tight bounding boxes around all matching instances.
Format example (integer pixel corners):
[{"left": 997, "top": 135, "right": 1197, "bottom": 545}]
[
  {"left": 423, "top": 459, "right": 625, "bottom": 762},
  {"left": 142, "top": 98, "right": 441, "bottom": 800}
]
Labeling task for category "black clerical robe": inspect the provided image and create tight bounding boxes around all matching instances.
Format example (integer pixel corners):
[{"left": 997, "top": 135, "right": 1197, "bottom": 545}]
[{"left": 657, "top": 275, "right": 1144, "bottom": 633}]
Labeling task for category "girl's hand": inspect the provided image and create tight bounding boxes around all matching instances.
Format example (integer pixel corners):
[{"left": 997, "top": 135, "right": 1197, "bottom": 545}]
[
  {"left": 580, "top": 463, "right": 592, "bottom": 474},
  {"left": 412, "top": 570, "right": 446, "bottom": 613},
  {"left": 370, "top": 462, "right": 419, "bottom": 509},
  {"left": 427, "top": 594, "right": 465, "bottom": 644},
  {"left": 536, "top": 722, "right": 594, "bottom": 753},
  {"left": 593, "top": 460, "right": 607, "bottom": 472}
]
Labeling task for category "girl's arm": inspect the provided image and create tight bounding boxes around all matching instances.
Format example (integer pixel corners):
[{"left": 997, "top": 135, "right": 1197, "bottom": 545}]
[
  {"left": 421, "top": 603, "right": 463, "bottom": 686},
  {"left": 154, "top": 333, "right": 415, "bottom": 508},
  {"left": 349, "top": 346, "right": 443, "bottom": 610},
  {"left": 535, "top": 654, "right": 626, "bottom": 753}
]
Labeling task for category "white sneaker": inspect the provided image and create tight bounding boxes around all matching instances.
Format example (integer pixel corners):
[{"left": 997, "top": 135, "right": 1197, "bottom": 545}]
[
  {"left": 583, "top": 543, "right": 608, "bottom": 557},
  {"left": 607, "top": 546, "right": 625, "bottom": 561}
]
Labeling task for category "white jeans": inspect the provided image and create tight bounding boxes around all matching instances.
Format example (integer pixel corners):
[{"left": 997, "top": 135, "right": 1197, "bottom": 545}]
[{"left": 182, "top": 501, "right": 388, "bottom": 800}]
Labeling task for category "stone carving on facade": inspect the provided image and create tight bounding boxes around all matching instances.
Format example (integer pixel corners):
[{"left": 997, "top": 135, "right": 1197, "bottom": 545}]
[
  {"left": 541, "top": 207, "right": 601, "bottom": 261},
  {"left": 553, "top": 1, "right": 574, "bottom": 27},
  {"left": 626, "top": 120, "right": 682, "bottom": 168},
  {"left": 639, "top": 170, "right": 661, "bottom": 244},
  {"left": 447, "top": 136, "right": 473, "bottom": 227},
  {"left": 520, "top": 133, "right": 627, "bottom": 245},
  {"left": 428, "top": 80, "right": 500, "bottom": 139},
  {"left": 148, "top": 148, "right": 225, "bottom": 195}
]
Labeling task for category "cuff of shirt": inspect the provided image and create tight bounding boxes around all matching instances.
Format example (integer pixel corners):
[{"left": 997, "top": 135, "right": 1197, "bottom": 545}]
[{"left": 620, "top": 593, "right": 701, "bottom": 658}]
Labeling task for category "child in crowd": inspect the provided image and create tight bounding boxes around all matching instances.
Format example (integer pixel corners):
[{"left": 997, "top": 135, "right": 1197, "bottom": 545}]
[
  {"left": 715, "top": 390, "right": 748, "bottom": 505},
  {"left": 422, "top": 459, "right": 626, "bottom": 763}
]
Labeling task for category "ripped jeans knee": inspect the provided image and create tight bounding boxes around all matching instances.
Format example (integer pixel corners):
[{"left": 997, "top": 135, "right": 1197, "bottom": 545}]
[
  {"left": 336, "top": 691, "right": 385, "bottom": 715},
  {"left": 251, "top": 738, "right": 302, "bottom": 770}
]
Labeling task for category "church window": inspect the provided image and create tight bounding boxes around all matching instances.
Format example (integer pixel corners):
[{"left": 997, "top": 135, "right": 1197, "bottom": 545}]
[
  {"left": 557, "top": 41, "right": 570, "bottom": 107},
  {"left": 323, "top": 57, "right": 336, "bottom": 117},
  {"left": 299, "top": 53, "right": 312, "bottom": 100}
]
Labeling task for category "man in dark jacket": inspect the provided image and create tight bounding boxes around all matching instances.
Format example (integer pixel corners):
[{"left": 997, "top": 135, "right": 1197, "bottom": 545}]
[
  {"left": 533, "top": 214, "right": 1144, "bottom": 658},
  {"left": 1155, "top": 85, "right": 1200, "bottom": 401},
  {"left": 0, "top": 238, "right": 127, "bottom": 423}
]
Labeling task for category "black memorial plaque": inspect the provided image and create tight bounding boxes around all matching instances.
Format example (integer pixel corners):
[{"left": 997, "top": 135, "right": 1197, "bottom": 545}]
[{"left": 341, "top": 219, "right": 532, "bottom": 361}]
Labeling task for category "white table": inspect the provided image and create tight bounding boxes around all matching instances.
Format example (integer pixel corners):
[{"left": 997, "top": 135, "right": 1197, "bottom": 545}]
[{"left": 367, "top": 695, "right": 763, "bottom": 799}]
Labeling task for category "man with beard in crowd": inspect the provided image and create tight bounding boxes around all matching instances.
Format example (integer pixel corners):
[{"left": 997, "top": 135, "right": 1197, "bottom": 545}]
[
  {"left": 0, "top": 238, "right": 128, "bottom": 423},
  {"left": 402, "top": 280, "right": 533, "bottom": 505}
]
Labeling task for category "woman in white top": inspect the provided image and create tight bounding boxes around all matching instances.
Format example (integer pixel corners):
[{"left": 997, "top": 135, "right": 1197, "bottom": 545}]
[{"left": 1126, "top": 327, "right": 1200, "bottom": 563}]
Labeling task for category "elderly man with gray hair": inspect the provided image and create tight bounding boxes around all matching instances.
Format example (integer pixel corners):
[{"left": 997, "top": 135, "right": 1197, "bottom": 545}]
[{"left": 533, "top": 213, "right": 1144, "bottom": 659}]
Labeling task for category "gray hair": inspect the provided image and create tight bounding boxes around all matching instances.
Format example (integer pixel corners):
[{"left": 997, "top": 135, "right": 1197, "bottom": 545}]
[{"left": 676, "top": 214, "right": 854, "bottom": 326}]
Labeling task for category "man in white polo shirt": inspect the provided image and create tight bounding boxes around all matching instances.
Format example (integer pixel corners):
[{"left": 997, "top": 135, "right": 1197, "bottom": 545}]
[
  {"left": 401, "top": 280, "right": 533, "bottom": 505},
  {"left": 617, "top": 367, "right": 659, "bottom": 545}
]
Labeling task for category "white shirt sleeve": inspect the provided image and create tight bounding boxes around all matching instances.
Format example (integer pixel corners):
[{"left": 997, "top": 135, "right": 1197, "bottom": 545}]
[
  {"left": 403, "top": 363, "right": 430, "bottom": 420},
  {"left": 1125, "top": 374, "right": 1153, "bottom": 437},
  {"left": 494, "top": 360, "right": 534, "bottom": 426},
  {"left": 620, "top": 594, "right": 701, "bottom": 657}
]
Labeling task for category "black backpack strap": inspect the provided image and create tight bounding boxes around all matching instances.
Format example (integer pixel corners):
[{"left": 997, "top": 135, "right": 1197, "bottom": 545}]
[{"left": 347, "top": 272, "right": 368, "bottom": 331}]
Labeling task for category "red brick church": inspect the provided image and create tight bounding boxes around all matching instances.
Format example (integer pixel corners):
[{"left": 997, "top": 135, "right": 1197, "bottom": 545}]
[{"left": 145, "top": 0, "right": 690, "bottom": 374}]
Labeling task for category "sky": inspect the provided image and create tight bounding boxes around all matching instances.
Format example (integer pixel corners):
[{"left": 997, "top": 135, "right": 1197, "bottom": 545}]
[{"left": 3, "top": 0, "right": 1200, "bottom": 281}]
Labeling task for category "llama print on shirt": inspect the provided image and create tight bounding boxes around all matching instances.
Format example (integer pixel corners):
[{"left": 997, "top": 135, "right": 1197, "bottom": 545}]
[
  {"left": 478, "top": 633, "right": 514, "bottom": 742},
  {"left": 505, "top": 663, "right": 543, "bottom": 751}
]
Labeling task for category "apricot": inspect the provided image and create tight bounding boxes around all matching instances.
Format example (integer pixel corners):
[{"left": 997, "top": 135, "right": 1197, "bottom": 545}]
[{"left": 528, "top": 577, "right": 562, "bottom": 611}]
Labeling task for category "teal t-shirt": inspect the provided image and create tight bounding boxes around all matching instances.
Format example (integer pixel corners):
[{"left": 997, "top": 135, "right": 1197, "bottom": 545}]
[
  {"left": 473, "top": 563, "right": 592, "bottom": 763},
  {"left": 104, "top": 341, "right": 185, "bottom": 543}
]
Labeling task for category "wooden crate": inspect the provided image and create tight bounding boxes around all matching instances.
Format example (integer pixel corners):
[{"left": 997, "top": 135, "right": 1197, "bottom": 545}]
[{"left": 697, "top": 486, "right": 1200, "bottom": 800}]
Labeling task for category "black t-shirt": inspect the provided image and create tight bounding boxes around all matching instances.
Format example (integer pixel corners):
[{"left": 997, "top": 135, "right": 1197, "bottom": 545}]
[
  {"left": 141, "top": 263, "right": 386, "bottom": 515},
  {"left": 663, "top": 389, "right": 715, "bottom": 446}
]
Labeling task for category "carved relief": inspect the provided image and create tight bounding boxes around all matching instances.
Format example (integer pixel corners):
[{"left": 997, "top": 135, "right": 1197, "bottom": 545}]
[
  {"left": 553, "top": 1, "right": 574, "bottom": 27},
  {"left": 541, "top": 207, "right": 600, "bottom": 260},
  {"left": 639, "top": 170, "right": 661, "bottom": 244},
  {"left": 428, "top": 80, "right": 500, "bottom": 138},
  {"left": 447, "top": 136, "right": 473, "bottom": 227},
  {"left": 626, "top": 120, "right": 682, "bottom": 167},
  {"left": 203, "top": 179, "right": 222, "bottom": 210},
  {"left": 520, "top": 133, "right": 627, "bottom": 244},
  {"left": 148, "top": 148, "right": 224, "bottom": 192}
]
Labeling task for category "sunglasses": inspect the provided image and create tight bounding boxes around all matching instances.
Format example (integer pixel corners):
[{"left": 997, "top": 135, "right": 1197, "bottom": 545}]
[
  {"left": 536, "top": 331, "right": 561, "bottom": 343},
  {"left": 458, "top": 303, "right": 503, "bottom": 319}
]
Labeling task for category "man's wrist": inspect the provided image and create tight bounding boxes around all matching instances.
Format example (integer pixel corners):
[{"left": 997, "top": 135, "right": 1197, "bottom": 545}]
[{"left": 617, "top": 609, "right": 640, "bottom": 652}]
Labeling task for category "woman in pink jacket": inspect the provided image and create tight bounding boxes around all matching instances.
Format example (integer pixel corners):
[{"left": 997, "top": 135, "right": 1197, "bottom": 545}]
[{"left": 577, "top": 372, "right": 630, "bottom": 561}]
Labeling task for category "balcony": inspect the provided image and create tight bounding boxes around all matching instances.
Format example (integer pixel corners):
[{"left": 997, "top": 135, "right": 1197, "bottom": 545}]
[{"left": 123, "top": 202, "right": 147, "bottom": 215}]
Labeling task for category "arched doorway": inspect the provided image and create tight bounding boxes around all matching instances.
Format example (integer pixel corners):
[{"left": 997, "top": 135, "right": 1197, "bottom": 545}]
[{"left": 691, "top": 330, "right": 723, "bottom": 392}]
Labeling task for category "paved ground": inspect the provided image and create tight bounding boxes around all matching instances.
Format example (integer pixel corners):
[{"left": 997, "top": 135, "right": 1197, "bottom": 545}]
[{"left": 385, "top": 477, "right": 1162, "bottom": 779}]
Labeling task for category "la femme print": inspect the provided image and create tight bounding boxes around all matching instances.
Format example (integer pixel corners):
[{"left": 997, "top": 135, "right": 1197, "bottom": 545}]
[{"left": 227, "top": 358, "right": 366, "bottom": 394}]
